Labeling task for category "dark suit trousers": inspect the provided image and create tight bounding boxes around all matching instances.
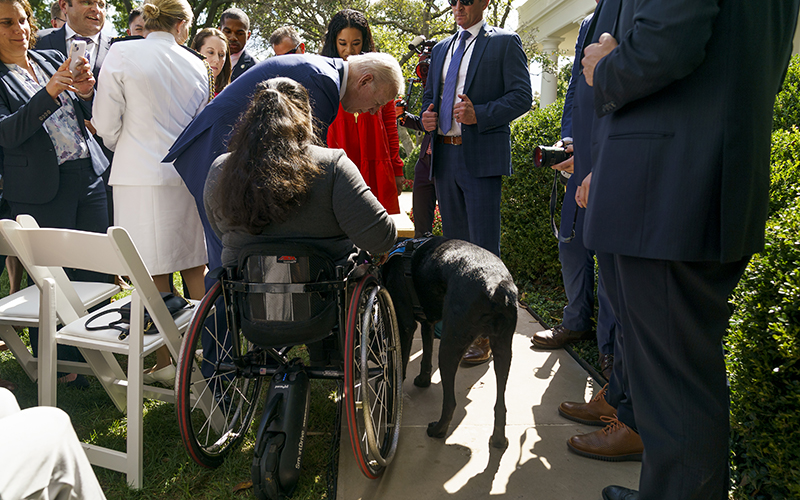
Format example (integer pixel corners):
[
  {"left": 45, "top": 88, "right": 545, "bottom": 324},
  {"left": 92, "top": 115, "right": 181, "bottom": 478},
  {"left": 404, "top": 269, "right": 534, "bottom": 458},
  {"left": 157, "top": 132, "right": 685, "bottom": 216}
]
[
  {"left": 613, "top": 254, "right": 748, "bottom": 500},
  {"left": 596, "top": 252, "right": 635, "bottom": 431},
  {"left": 9, "top": 160, "right": 109, "bottom": 367},
  {"left": 559, "top": 180, "right": 616, "bottom": 354},
  {"left": 433, "top": 143, "right": 502, "bottom": 257},
  {"left": 412, "top": 137, "right": 436, "bottom": 237}
]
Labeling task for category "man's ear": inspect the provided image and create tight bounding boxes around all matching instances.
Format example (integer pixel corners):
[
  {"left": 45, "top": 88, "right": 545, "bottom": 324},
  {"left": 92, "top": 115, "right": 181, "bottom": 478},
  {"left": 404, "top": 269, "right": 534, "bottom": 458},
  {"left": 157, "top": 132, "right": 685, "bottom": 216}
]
[
  {"left": 298, "top": 42, "right": 306, "bottom": 54},
  {"left": 359, "top": 73, "right": 374, "bottom": 88},
  {"left": 59, "top": 0, "right": 69, "bottom": 14},
  {"left": 246, "top": 31, "right": 252, "bottom": 41}
]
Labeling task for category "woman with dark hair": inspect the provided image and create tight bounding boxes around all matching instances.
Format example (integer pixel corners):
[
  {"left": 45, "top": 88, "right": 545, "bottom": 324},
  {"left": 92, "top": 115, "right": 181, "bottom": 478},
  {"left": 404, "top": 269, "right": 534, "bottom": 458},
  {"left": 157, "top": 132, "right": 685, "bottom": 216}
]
[
  {"left": 321, "top": 9, "right": 404, "bottom": 215},
  {"left": 204, "top": 77, "right": 396, "bottom": 270},
  {"left": 191, "top": 28, "right": 231, "bottom": 95}
]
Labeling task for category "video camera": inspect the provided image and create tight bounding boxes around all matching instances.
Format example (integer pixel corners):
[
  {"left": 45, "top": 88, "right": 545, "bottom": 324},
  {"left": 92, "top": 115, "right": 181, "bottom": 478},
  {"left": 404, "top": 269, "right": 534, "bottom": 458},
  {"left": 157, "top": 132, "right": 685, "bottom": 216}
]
[{"left": 533, "top": 145, "right": 573, "bottom": 169}]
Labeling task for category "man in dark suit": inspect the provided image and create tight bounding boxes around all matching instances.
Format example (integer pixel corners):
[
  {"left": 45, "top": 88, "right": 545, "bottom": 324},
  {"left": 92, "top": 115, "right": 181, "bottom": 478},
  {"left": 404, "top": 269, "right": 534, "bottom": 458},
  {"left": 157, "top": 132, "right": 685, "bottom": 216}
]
[
  {"left": 579, "top": 0, "right": 800, "bottom": 498},
  {"left": 550, "top": 0, "right": 642, "bottom": 465},
  {"left": 35, "top": 0, "right": 111, "bottom": 80},
  {"left": 219, "top": 8, "right": 256, "bottom": 81},
  {"left": 421, "top": 0, "right": 531, "bottom": 363},
  {"left": 165, "top": 52, "right": 404, "bottom": 273}
]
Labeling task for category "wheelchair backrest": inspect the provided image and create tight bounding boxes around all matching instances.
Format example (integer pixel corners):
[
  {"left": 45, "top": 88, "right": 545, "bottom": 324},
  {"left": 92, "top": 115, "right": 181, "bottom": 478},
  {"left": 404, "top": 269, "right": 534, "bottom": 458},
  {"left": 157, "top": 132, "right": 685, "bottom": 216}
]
[{"left": 230, "top": 242, "right": 341, "bottom": 348}]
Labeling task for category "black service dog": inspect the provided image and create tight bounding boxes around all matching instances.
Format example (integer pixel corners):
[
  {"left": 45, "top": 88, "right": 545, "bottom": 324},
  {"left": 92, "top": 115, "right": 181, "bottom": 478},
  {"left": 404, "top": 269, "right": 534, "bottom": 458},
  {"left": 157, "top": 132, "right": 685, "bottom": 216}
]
[{"left": 382, "top": 236, "right": 518, "bottom": 448}]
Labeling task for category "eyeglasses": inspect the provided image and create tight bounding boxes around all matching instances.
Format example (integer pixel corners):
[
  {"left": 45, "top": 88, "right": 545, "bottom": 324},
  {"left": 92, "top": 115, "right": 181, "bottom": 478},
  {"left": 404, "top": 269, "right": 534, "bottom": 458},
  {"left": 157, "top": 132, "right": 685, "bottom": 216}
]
[
  {"left": 448, "top": 0, "right": 475, "bottom": 6},
  {"left": 285, "top": 42, "right": 302, "bottom": 55}
]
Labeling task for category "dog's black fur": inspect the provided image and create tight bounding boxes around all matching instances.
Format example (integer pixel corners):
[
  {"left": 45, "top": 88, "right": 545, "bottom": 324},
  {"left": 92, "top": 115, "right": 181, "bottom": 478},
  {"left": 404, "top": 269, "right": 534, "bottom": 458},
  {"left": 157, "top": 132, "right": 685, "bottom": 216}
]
[{"left": 382, "top": 236, "right": 518, "bottom": 448}]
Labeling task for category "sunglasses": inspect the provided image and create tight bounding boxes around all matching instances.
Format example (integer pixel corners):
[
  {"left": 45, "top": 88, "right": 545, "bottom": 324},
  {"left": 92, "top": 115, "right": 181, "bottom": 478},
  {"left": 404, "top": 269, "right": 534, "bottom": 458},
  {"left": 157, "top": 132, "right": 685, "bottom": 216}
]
[
  {"left": 448, "top": 0, "right": 475, "bottom": 6},
  {"left": 285, "top": 43, "right": 303, "bottom": 55}
]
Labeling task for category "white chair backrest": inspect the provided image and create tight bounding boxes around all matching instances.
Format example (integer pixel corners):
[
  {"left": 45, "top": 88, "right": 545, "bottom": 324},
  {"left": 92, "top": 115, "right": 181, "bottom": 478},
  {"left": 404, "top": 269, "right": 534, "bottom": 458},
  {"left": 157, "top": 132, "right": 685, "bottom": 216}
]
[
  {"left": 0, "top": 217, "right": 88, "bottom": 324},
  {"left": 7, "top": 218, "right": 180, "bottom": 339}
]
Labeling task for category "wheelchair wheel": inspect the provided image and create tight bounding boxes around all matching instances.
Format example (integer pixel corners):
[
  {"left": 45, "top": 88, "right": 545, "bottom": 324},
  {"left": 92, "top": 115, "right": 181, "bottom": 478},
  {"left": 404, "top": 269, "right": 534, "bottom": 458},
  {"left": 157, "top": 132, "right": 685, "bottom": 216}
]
[
  {"left": 344, "top": 275, "right": 403, "bottom": 479},
  {"left": 176, "top": 280, "right": 265, "bottom": 468}
]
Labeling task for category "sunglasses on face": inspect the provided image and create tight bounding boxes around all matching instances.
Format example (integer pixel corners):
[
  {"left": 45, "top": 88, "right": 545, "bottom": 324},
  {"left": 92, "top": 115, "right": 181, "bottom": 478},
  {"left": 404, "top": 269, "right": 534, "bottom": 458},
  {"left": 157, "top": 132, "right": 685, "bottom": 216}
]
[
  {"left": 448, "top": 0, "right": 475, "bottom": 6},
  {"left": 286, "top": 43, "right": 302, "bottom": 54}
]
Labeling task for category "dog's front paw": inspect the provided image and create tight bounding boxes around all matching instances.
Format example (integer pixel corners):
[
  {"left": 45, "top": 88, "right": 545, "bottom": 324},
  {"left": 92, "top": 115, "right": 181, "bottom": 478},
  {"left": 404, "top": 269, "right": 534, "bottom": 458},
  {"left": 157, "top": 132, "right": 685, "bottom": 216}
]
[
  {"left": 427, "top": 421, "right": 448, "bottom": 439},
  {"left": 490, "top": 433, "right": 509, "bottom": 449},
  {"left": 414, "top": 373, "right": 431, "bottom": 388}
]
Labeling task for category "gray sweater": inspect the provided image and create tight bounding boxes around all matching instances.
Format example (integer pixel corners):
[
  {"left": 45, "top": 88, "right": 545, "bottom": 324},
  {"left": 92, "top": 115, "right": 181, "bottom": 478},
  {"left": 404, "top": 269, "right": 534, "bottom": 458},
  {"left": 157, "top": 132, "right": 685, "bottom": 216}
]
[{"left": 204, "top": 145, "right": 397, "bottom": 268}]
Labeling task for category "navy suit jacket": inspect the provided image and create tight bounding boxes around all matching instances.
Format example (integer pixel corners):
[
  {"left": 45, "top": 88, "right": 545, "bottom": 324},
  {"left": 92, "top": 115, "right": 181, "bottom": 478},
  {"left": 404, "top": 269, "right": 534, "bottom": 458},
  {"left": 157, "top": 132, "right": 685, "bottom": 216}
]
[
  {"left": 584, "top": 0, "right": 800, "bottom": 262},
  {"left": 34, "top": 26, "right": 111, "bottom": 81},
  {"left": 164, "top": 54, "right": 344, "bottom": 269},
  {"left": 422, "top": 23, "right": 531, "bottom": 178},
  {"left": 560, "top": 13, "right": 593, "bottom": 143},
  {"left": 0, "top": 50, "right": 107, "bottom": 204},
  {"left": 230, "top": 48, "right": 257, "bottom": 81}
]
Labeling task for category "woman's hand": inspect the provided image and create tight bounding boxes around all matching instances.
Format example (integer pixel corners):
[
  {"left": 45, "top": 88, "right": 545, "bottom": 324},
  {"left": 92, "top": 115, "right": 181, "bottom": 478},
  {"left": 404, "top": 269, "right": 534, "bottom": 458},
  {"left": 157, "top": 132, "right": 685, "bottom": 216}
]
[
  {"left": 395, "top": 176, "right": 404, "bottom": 196},
  {"left": 71, "top": 56, "right": 96, "bottom": 98},
  {"left": 46, "top": 58, "right": 95, "bottom": 100}
]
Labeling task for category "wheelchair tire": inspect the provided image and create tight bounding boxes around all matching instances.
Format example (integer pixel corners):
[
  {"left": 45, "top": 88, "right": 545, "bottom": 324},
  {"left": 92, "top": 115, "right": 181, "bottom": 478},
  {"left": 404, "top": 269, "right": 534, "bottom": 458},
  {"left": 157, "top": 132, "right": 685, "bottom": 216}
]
[
  {"left": 344, "top": 275, "right": 403, "bottom": 479},
  {"left": 176, "top": 279, "right": 265, "bottom": 468}
]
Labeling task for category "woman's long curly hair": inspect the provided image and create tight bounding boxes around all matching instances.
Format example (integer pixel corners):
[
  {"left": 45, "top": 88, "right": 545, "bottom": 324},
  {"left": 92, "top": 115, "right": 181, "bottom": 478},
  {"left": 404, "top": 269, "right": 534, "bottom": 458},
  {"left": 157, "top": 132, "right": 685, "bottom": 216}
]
[
  {"left": 320, "top": 9, "right": 375, "bottom": 58},
  {"left": 213, "top": 77, "right": 321, "bottom": 234}
]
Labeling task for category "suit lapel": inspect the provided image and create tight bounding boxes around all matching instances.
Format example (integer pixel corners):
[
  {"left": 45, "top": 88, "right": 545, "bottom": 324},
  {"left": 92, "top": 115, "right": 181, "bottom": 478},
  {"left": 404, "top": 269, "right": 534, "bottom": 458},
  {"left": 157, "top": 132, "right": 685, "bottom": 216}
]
[
  {"left": 94, "top": 33, "right": 110, "bottom": 75},
  {"left": 0, "top": 52, "right": 58, "bottom": 111},
  {"left": 464, "top": 24, "right": 489, "bottom": 93}
]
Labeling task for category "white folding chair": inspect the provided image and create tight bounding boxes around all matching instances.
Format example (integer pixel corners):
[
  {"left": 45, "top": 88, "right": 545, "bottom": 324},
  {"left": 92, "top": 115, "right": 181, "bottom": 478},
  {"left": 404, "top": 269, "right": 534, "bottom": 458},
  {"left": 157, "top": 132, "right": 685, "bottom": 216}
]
[
  {"left": 0, "top": 219, "right": 119, "bottom": 381},
  {"left": 0, "top": 217, "right": 200, "bottom": 488}
]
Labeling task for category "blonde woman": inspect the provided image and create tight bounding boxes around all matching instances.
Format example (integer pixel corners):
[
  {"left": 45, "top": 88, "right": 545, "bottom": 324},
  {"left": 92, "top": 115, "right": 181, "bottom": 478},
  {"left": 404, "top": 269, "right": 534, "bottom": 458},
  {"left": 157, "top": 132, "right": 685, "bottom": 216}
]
[{"left": 92, "top": 0, "right": 211, "bottom": 383}]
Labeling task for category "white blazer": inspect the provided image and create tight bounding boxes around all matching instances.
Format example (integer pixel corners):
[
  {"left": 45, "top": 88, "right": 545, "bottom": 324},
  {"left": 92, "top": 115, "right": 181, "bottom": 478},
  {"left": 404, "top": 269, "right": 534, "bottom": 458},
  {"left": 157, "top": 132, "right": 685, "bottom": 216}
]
[{"left": 92, "top": 31, "right": 210, "bottom": 186}]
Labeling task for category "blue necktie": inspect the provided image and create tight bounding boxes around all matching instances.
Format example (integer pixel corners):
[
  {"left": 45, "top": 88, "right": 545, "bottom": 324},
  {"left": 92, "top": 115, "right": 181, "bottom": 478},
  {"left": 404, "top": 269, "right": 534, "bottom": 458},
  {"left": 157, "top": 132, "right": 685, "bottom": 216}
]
[{"left": 439, "top": 30, "right": 471, "bottom": 134}]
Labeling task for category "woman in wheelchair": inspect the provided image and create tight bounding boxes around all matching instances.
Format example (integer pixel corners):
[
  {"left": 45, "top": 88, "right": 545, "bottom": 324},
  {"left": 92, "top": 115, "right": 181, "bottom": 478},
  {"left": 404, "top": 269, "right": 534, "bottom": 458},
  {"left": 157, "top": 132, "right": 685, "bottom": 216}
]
[
  {"left": 203, "top": 76, "right": 397, "bottom": 269},
  {"left": 179, "top": 77, "right": 403, "bottom": 495}
]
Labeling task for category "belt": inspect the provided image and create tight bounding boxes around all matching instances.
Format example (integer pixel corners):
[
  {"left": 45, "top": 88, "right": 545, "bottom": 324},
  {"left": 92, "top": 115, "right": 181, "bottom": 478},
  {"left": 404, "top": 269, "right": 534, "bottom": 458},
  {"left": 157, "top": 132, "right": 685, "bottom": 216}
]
[{"left": 437, "top": 135, "right": 462, "bottom": 145}]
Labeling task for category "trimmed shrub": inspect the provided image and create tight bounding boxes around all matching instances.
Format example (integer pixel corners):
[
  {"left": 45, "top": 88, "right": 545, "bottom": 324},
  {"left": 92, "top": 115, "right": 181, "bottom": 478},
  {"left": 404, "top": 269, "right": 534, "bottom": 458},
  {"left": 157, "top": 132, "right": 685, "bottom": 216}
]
[
  {"left": 773, "top": 55, "right": 800, "bottom": 132},
  {"left": 501, "top": 99, "right": 565, "bottom": 288},
  {"left": 768, "top": 127, "right": 800, "bottom": 216},
  {"left": 727, "top": 196, "right": 800, "bottom": 499}
]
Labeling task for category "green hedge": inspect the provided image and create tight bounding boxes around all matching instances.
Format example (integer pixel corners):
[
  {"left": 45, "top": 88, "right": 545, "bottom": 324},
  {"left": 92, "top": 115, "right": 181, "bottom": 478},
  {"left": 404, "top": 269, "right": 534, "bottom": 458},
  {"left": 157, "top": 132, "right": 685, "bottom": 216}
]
[
  {"left": 501, "top": 99, "right": 564, "bottom": 289},
  {"left": 773, "top": 55, "right": 800, "bottom": 132},
  {"left": 727, "top": 193, "right": 800, "bottom": 499}
]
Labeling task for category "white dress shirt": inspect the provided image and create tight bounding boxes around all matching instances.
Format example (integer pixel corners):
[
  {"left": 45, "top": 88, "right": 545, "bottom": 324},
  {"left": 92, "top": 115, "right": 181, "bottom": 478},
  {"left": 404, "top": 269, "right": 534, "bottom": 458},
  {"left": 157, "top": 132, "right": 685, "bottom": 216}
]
[{"left": 438, "top": 21, "right": 484, "bottom": 136}]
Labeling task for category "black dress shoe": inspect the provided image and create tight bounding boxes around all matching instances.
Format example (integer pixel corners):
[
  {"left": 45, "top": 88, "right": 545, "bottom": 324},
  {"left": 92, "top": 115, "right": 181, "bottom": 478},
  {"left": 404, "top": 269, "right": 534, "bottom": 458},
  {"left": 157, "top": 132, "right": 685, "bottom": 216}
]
[{"left": 602, "top": 485, "right": 639, "bottom": 500}]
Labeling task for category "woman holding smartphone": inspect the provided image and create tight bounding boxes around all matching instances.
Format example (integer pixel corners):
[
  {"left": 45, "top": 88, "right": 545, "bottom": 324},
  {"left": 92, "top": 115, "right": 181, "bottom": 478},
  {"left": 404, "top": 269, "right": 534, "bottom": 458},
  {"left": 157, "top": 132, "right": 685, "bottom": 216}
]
[{"left": 0, "top": 0, "right": 109, "bottom": 386}]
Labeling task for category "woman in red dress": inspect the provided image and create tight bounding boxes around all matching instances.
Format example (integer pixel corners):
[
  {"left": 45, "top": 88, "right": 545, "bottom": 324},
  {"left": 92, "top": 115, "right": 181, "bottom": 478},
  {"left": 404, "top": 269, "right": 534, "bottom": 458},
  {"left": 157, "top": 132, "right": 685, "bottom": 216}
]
[{"left": 321, "top": 9, "right": 404, "bottom": 214}]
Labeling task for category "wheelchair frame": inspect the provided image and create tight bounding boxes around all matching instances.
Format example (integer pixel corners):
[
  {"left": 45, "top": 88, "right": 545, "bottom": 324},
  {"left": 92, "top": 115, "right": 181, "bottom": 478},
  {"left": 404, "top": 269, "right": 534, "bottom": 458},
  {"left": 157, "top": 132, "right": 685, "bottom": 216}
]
[{"left": 175, "top": 246, "right": 402, "bottom": 499}]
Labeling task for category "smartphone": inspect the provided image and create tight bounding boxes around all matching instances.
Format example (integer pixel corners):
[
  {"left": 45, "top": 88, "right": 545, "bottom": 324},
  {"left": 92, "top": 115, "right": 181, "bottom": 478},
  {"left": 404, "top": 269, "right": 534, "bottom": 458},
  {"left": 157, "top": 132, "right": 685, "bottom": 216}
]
[{"left": 68, "top": 40, "right": 87, "bottom": 75}]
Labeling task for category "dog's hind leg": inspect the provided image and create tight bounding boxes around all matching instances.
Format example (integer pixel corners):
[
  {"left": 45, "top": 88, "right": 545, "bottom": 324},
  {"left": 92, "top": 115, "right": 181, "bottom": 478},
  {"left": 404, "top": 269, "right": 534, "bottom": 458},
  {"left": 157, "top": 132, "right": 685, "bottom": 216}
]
[
  {"left": 488, "top": 331, "right": 513, "bottom": 449},
  {"left": 426, "top": 328, "right": 470, "bottom": 439},
  {"left": 414, "top": 321, "right": 435, "bottom": 388}
]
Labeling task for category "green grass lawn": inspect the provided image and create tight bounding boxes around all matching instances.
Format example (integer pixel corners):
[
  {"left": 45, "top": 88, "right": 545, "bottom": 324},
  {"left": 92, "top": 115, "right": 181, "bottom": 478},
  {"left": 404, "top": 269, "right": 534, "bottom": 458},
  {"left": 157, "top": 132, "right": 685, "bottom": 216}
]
[{"left": 0, "top": 269, "right": 339, "bottom": 499}]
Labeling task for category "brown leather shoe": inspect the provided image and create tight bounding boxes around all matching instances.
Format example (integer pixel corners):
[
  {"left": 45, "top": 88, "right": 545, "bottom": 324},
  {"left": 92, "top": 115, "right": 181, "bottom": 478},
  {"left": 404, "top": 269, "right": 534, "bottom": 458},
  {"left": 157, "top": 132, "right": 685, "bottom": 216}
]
[
  {"left": 531, "top": 324, "right": 593, "bottom": 349},
  {"left": 559, "top": 383, "right": 616, "bottom": 426},
  {"left": 567, "top": 415, "right": 643, "bottom": 462},
  {"left": 462, "top": 336, "right": 492, "bottom": 365},
  {"left": 599, "top": 353, "right": 614, "bottom": 381}
]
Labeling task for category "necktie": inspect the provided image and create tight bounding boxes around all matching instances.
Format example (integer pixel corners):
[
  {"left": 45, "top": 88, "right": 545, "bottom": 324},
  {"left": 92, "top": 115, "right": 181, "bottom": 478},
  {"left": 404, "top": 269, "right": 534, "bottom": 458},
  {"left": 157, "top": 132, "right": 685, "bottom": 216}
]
[{"left": 439, "top": 30, "right": 471, "bottom": 134}]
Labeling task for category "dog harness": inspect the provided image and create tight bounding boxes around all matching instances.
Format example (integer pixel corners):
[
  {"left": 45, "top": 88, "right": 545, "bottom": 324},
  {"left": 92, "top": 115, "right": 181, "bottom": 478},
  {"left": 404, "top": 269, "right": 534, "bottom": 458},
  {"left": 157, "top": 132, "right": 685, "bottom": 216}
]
[{"left": 386, "top": 236, "right": 434, "bottom": 319}]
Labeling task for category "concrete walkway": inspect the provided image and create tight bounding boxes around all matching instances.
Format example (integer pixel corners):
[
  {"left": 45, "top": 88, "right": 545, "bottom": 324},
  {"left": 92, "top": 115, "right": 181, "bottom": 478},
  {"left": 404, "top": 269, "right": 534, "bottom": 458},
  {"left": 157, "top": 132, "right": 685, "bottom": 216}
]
[{"left": 337, "top": 306, "right": 640, "bottom": 499}]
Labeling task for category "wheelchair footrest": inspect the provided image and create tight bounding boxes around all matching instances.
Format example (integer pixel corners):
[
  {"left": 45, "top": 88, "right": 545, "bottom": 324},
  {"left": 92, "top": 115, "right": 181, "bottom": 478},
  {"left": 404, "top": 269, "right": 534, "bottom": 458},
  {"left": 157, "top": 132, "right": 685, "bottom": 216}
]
[{"left": 252, "top": 361, "right": 311, "bottom": 500}]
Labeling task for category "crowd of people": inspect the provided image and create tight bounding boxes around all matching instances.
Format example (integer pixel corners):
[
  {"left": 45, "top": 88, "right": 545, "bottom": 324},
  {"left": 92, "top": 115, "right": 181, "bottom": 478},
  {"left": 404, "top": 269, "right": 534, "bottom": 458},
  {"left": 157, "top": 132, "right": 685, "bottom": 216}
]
[{"left": 0, "top": 0, "right": 798, "bottom": 498}]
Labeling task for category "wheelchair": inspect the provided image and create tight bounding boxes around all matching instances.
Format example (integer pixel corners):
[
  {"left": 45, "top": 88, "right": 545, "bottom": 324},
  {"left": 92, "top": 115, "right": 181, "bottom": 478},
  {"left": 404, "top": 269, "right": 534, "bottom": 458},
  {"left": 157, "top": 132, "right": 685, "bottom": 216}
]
[{"left": 174, "top": 242, "right": 402, "bottom": 499}]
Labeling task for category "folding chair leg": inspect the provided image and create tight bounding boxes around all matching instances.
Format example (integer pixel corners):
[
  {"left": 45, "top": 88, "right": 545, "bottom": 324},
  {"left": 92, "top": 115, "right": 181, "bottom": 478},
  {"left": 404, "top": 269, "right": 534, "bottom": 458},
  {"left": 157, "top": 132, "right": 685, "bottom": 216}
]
[
  {"left": 0, "top": 325, "right": 38, "bottom": 382},
  {"left": 127, "top": 290, "right": 144, "bottom": 488},
  {"left": 38, "top": 278, "right": 58, "bottom": 407}
]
